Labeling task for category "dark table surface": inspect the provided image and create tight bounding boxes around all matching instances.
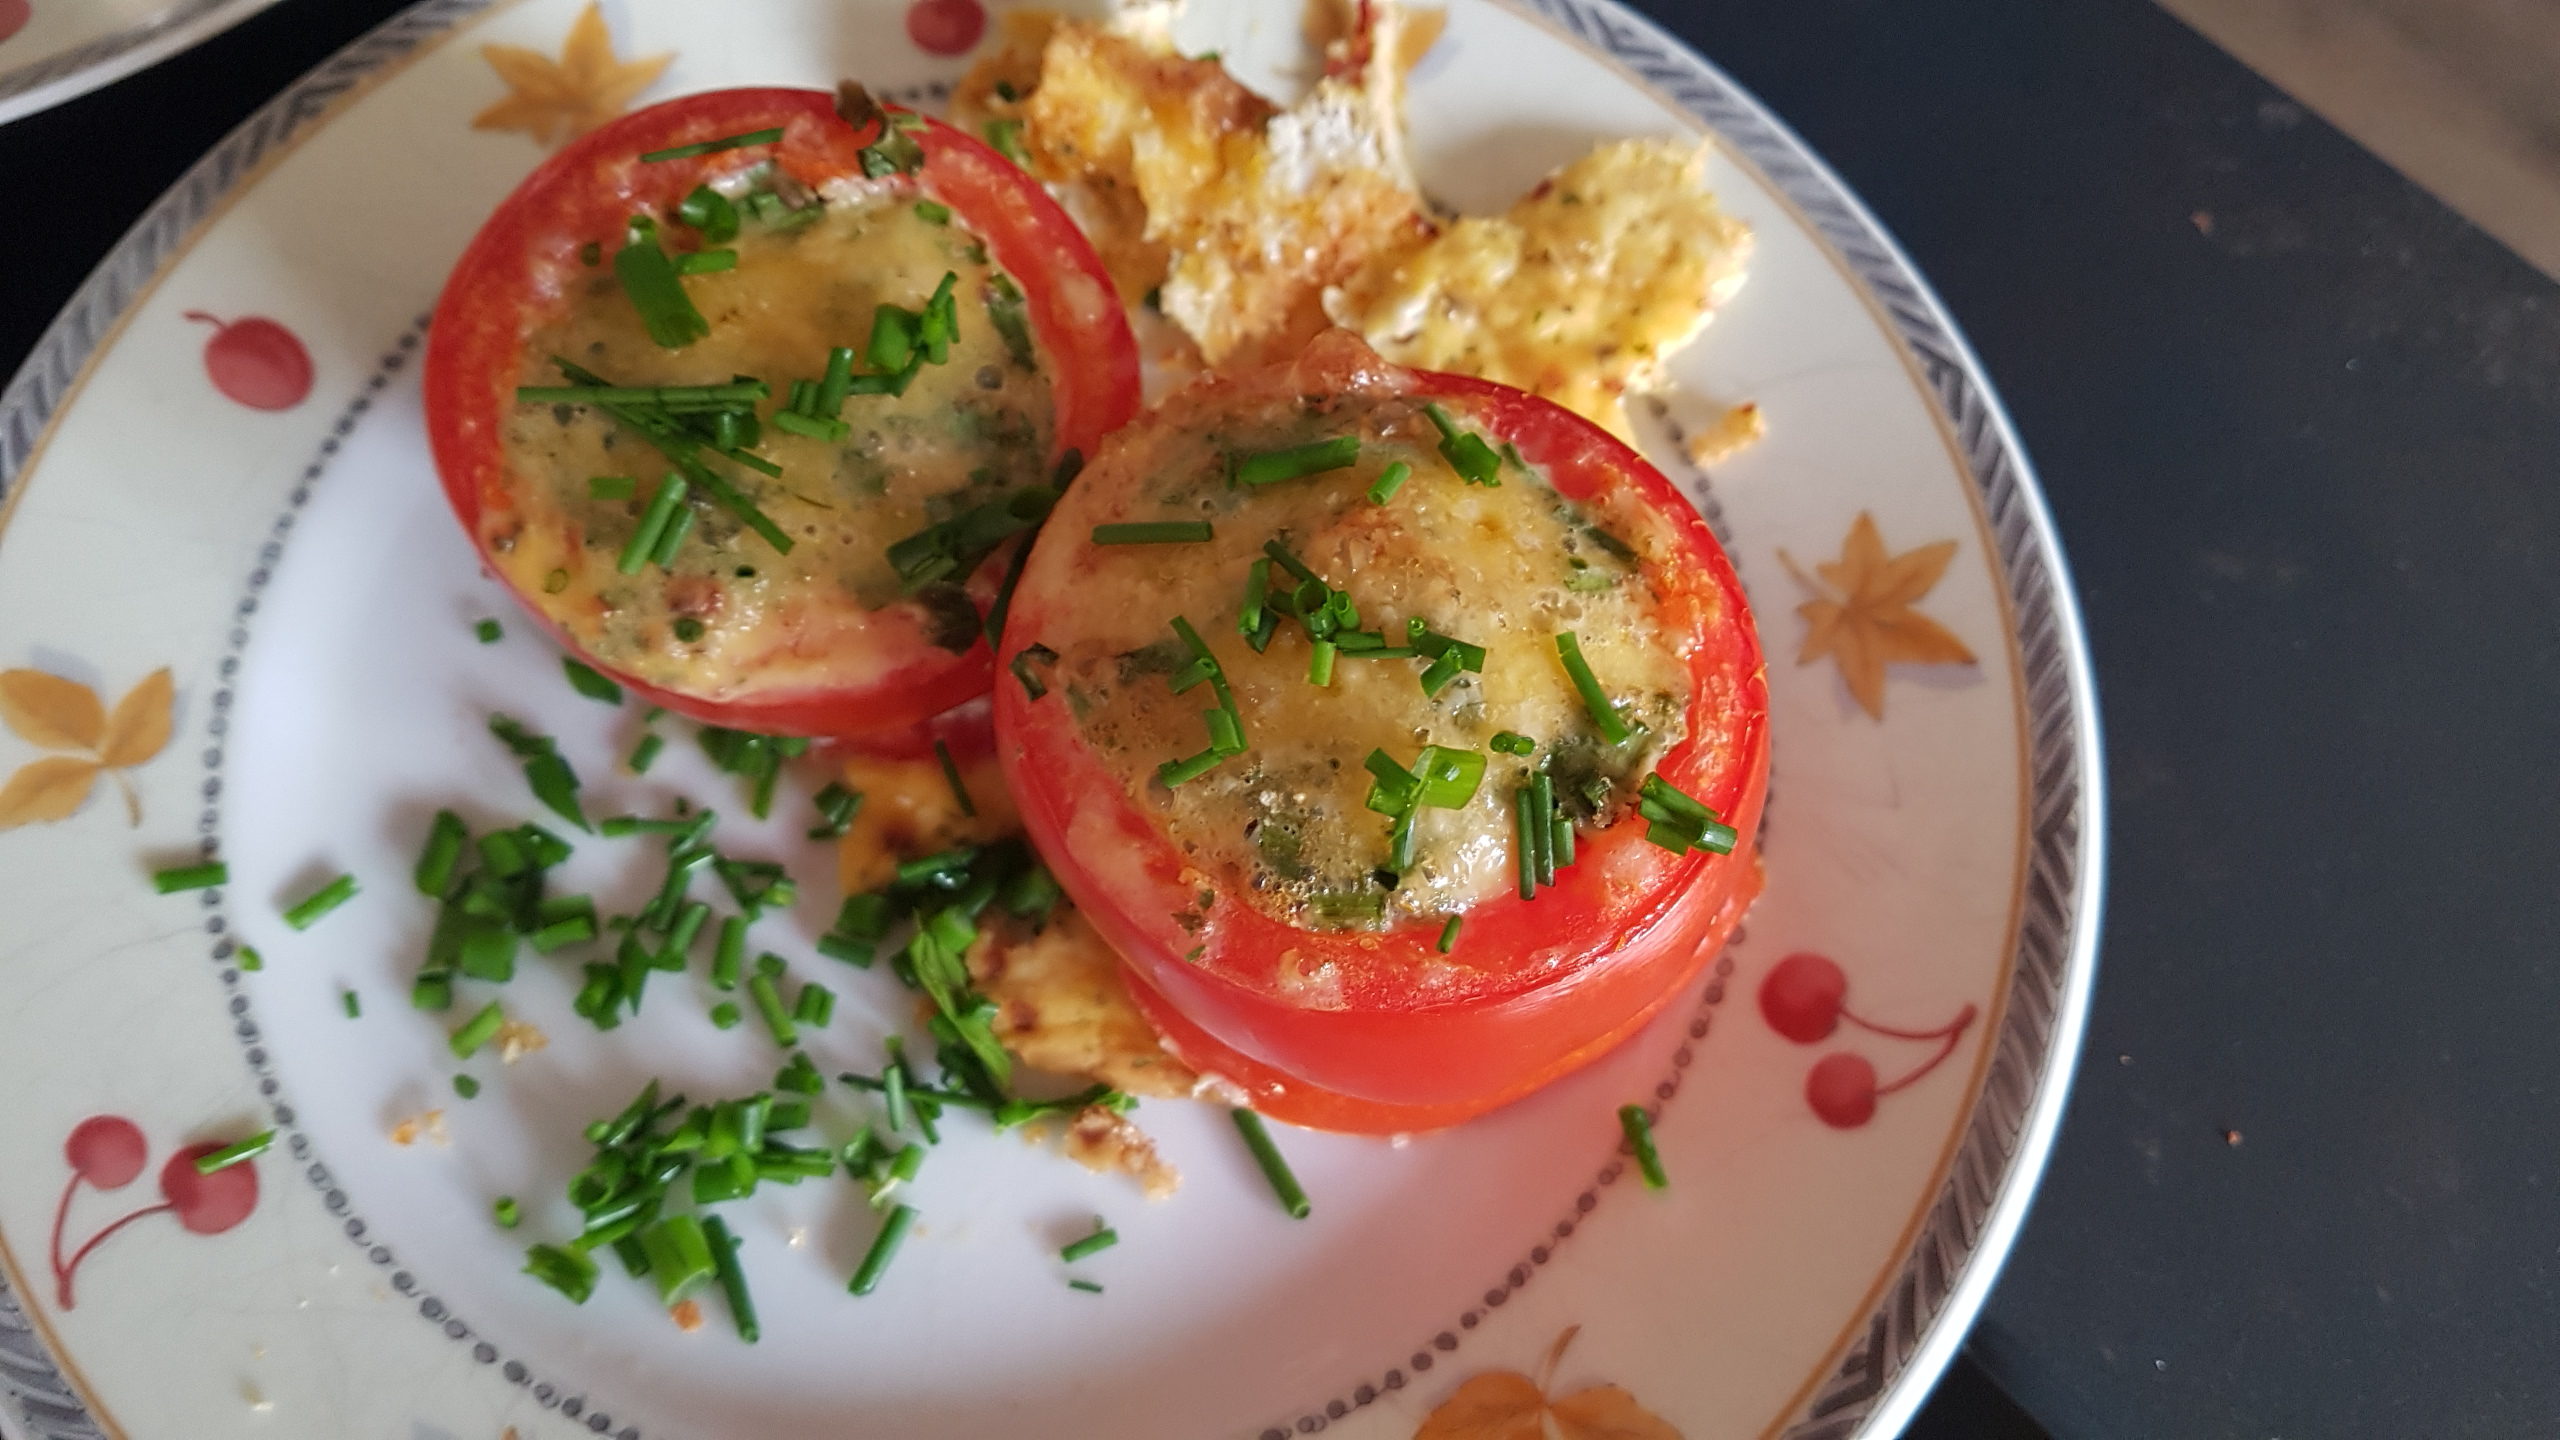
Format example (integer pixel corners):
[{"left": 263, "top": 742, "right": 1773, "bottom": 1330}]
[{"left": 7, "top": 1, "right": 2556, "bottom": 1436}]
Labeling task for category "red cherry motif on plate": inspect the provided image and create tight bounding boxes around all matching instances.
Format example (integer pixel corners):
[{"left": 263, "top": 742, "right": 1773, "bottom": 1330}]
[
  {"left": 48, "top": 1115, "right": 260, "bottom": 1308},
  {"left": 1807, "top": 1052, "right": 1880, "bottom": 1128},
  {"left": 183, "top": 311, "right": 312, "bottom": 410},
  {"left": 1759, "top": 951, "right": 1978, "bottom": 1129},
  {"left": 1759, "top": 951, "right": 1849, "bottom": 1042},
  {"left": 64, "top": 1115, "right": 146, "bottom": 1189},
  {"left": 160, "top": 1143, "right": 260, "bottom": 1234},
  {"left": 905, "top": 0, "right": 985, "bottom": 55},
  {"left": 0, "top": 0, "right": 30, "bottom": 45}
]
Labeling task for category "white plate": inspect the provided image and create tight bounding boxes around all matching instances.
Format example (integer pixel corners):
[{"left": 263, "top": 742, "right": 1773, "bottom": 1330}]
[
  {"left": 0, "top": 0, "right": 281, "bottom": 127},
  {"left": 0, "top": 1, "right": 2102, "bottom": 1437}
]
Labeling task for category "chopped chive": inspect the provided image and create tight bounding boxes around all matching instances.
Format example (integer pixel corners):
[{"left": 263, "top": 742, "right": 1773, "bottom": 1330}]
[
  {"left": 710, "top": 1001, "right": 743, "bottom": 1029},
  {"left": 563, "top": 659, "right": 623, "bottom": 704},
  {"left": 1411, "top": 745, "right": 1486, "bottom": 808},
  {"left": 1232, "top": 436, "right": 1359, "bottom": 487},
  {"left": 703, "top": 1214, "right": 759, "bottom": 1342},
  {"left": 1011, "top": 642, "right": 1057, "bottom": 700},
  {"left": 650, "top": 502, "right": 697, "bottom": 568},
  {"left": 613, "top": 216, "right": 710, "bottom": 348},
  {"left": 341, "top": 988, "right": 361, "bottom": 1019},
  {"left": 525, "top": 1242, "right": 600, "bottom": 1305},
  {"left": 524, "top": 752, "right": 590, "bottom": 832},
  {"left": 1230, "top": 1109, "right": 1310, "bottom": 1219},
  {"left": 412, "top": 970, "right": 452, "bottom": 1011},
  {"left": 529, "top": 913, "right": 596, "bottom": 954},
  {"left": 885, "top": 485, "right": 1054, "bottom": 592},
  {"left": 711, "top": 915, "right": 746, "bottom": 991},
  {"left": 493, "top": 1195, "right": 520, "bottom": 1229},
  {"left": 450, "top": 1001, "right": 506, "bottom": 1059},
  {"left": 600, "top": 814, "right": 688, "bottom": 836},
  {"left": 675, "top": 185, "right": 739, "bottom": 242},
  {"left": 747, "top": 971, "right": 797, "bottom": 1047},
  {"left": 867, "top": 304, "right": 917, "bottom": 372},
  {"left": 154, "top": 861, "right": 227, "bottom": 894},
  {"left": 807, "top": 781, "right": 862, "bottom": 840},
  {"left": 1068, "top": 1278, "right": 1104, "bottom": 1294},
  {"left": 983, "top": 269, "right": 1034, "bottom": 366},
  {"left": 1490, "top": 731, "right": 1537, "bottom": 757},
  {"left": 620, "top": 474, "right": 689, "bottom": 574},
  {"left": 1554, "top": 631, "right": 1632, "bottom": 745},
  {"left": 675, "top": 248, "right": 738, "bottom": 275},
  {"left": 474, "top": 618, "right": 503, "bottom": 643},
  {"left": 849, "top": 1203, "right": 921, "bottom": 1295},
  {"left": 1620, "top": 1104, "right": 1668, "bottom": 1189},
  {"left": 639, "top": 127, "right": 786, "bottom": 162},
  {"left": 192, "top": 1130, "right": 274, "bottom": 1174},
  {"left": 549, "top": 357, "right": 793, "bottom": 556},
  {"left": 1093, "top": 521, "right": 1213, "bottom": 545},
  {"left": 282, "top": 873, "right": 359, "bottom": 931},
  {"left": 1530, "top": 772, "right": 1557, "bottom": 887},
  {"left": 1515, "top": 786, "right": 1539, "bottom": 899},
  {"left": 883, "top": 1052, "right": 914, "bottom": 1134},
  {"left": 1308, "top": 889, "right": 1385, "bottom": 922},
  {"left": 1059, "top": 1222, "right": 1118, "bottom": 1262},
  {"left": 917, "top": 272, "right": 958, "bottom": 365},
  {"left": 984, "top": 528, "right": 1037, "bottom": 646},
  {"left": 1637, "top": 772, "right": 1740, "bottom": 855},
  {"left": 914, "top": 199, "right": 952, "bottom": 225},
  {"left": 1365, "top": 460, "right": 1413, "bottom": 504},
  {"left": 414, "top": 809, "right": 467, "bottom": 896},
  {"left": 934, "top": 739, "right": 976, "bottom": 817},
  {"left": 983, "top": 117, "right": 1031, "bottom": 165},
  {"left": 770, "top": 409, "right": 849, "bottom": 442},
  {"left": 1306, "top": 639, "right": 1337, "bottom": 687},
  {"left": 1237, "top": 559, "right": 1272, "bottom": 640},
  {"left": 588, "top": 475, "right": 638, "bottom": 502},
  {"left": 672, "top": 617, "right": 705, "bottom": 643},
  {"left": 814, "top": 346, "right": 858, "bottom": 417},
  {"left": 517, "top": 381, "right": 766, "bottom": 407},
  {"left": 454, "top": 1074, "right": 482, "bottom": 1100},
  {"left": 626, "top": 732, "right": 666, "bottom": 775},
  {"left": 792, "top": 982, "right": 836, "bottom": 1028},
  {"left": 237, "top": 945, "right": 264, "bottom": 972},
  {"left": 1422, "top": 401, "right": 1504, "bottom": 486},
  {"left": 1157, "top": 750, "right": 1221, "bottom": 787}
]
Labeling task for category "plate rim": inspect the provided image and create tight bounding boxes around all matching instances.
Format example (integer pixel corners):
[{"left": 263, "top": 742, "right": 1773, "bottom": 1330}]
[
  {"left": 0, "top": 1, "right": 2107, "bottom": 1436},
  {"left": 0, "top": 0, "right": 285, "bottom": 129}
]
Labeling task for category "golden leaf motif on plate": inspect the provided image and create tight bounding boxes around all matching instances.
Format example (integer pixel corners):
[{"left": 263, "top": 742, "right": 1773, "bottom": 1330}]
[
  {"left": 1413, "top": 1327, "right": 1682, "bottom": 1440},
  {"left": 0, "top": 667, "right": 175, "bottom": 829},
  {"left": 1780, "top": 510, "right": 1977, "bottom": 721},
  {"left": 472, "top": 1, "right": 672, "bottom": 147},
  {"left": 0, "top": 669, "right": 104, "bottom": 750}
]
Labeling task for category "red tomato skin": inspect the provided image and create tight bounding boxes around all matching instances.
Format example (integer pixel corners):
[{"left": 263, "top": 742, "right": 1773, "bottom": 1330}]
[
  {"left": 994, "top": 343, "right": 1770, "bottom": 1132},
  {"left": 425, "top": 89, "right": 1138, "bottom": 737}
]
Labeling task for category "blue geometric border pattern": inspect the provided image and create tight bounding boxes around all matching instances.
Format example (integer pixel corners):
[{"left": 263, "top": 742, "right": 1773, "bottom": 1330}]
[
  {"left": 1511, "top": 2, "right": 2097, "bottom": 1437},
  {"left": 0, "top": 0, "right": 251, "bottom": 112}
]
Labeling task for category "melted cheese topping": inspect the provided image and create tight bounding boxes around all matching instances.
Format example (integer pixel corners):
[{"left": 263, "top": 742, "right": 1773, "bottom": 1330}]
[
  {"left": 957, "top": 3, "right": 1751, "bottom": 437},
  {"left": 966, "top": 908, "right": 1202, "bottom": 1099},
  {"left": 1330, "top": 139, "right": 1751, "bottom": 438},
  {"left": 1028, "top": 349, "right": 1692, "bottom": 928},
  {"left": 833, "top": 746, "right": 1199, "bottom": 1101},
  {"left": 489, "top": 183, "right": 1054, "bottom": 699},
  {"left": 960, "top": 14, "right": 1428, "bottom": 371}
]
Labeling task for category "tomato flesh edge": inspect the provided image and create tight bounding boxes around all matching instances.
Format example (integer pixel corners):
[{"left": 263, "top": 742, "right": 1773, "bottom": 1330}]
[
  {"left": 424, "top": 88, "right": 1139, "bottom": 737},
  {"left": 993, "top": 354, "right": 1771, "bottom": 1129}
]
